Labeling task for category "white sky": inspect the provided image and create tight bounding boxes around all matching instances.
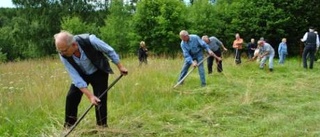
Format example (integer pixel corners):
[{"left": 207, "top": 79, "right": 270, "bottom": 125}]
[
  {"left": 0, "top": 0, "right": 14, "bottom": 8},
  {"left": 0, "top": 0, "right": 190, "bottom": 8}
]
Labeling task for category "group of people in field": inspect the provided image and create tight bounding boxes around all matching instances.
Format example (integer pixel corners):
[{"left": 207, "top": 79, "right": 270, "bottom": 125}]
[
  {"left": 53, "top": 26, "right": 319, "bottom": 132},
  {"left": 232, "top": 33, "right": 278, "bottom": 72},
  {"left": 176, "top": 27, "right": 319, "bottom": 87}
]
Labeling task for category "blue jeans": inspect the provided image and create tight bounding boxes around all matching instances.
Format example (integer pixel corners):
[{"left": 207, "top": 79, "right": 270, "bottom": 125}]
[
  {"left": 260, "top": 53, "right": 274, "bottom": 69},
  {"left": 178, "top": 55, "right": 206, "bottom": 86},
  {"left": 278, "top": 51, "right": 287, "bottom": 64}
]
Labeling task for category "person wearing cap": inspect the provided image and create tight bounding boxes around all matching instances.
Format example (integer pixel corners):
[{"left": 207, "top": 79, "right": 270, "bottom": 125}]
[{"left": 301, "top": 26, "right": 320, "bottom": 69}]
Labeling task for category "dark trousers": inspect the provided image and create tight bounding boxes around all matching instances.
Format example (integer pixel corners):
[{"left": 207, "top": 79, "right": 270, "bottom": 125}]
[
  {"left": 248, "top": 50, "right": 254, "bottom": 59},
  {"left": 139, "top": 56, "right": 148, "bottom": 66},
  {"left": 302, "top": 45, "right": 316, "bottom": 69},
  {"left": 234, "top": 49, "right": 242, "bottom": 64},
  {"left": 207, "top": 49, "right": 223, "bottom": 73},
  {"left": 64, "top": 70, "right": 109, "bottom": 127}
]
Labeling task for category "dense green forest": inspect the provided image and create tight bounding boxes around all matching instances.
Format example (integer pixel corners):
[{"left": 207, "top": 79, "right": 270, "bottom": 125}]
[{"left": 0, "top": 0, "right": 319, "bottom": 62}]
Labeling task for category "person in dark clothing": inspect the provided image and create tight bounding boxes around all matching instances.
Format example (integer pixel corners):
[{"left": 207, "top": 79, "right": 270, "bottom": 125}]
[
  {"left": 54, "top": 31, "right": 128, "bottom": 128},
  {"left": 247, "top": 38, "right": 257, "bottom": 59},
  {"left": 138, "top": 41, "right": 148, "bottom": 66},
  {"left": 301, "top": 27, "right": 320, "bottom": 69}
]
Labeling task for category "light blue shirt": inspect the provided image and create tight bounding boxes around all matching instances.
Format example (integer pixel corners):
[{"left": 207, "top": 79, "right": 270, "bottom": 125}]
[
  {"left": 181, "top": 34, "right": 210, "bottom": 64},
  {"left": 259, "top": 42, "right": 275, "bottom": 55},
  {"left": 59, "top": 34, "right": 120, "bottom": 88},
  {"left": 278, "top": 42, "right": 287, "bottom": 54},
  {"left": 207, "top": 36, "right": 223, "bottom": 52}
]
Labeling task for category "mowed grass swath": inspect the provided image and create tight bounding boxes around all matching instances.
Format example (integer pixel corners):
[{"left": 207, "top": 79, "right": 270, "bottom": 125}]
[{"left": 1, "top": 56, "right": 320, "bottom": 137}]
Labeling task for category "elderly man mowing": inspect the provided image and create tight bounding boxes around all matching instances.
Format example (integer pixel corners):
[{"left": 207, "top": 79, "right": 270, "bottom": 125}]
[
  {"left": 253, "top": 40, "right": 275, "bottom": 72},
  {"left": 177, "top": 30, "right": 221, "bottom": 87}
]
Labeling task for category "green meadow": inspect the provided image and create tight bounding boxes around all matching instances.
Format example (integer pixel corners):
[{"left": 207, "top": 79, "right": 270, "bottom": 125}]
[{"left": 1, "top": 56, "right": 320, "bottom": 137}]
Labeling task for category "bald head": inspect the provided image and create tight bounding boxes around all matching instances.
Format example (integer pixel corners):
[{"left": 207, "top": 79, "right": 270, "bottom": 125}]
[
  {"left": 54, "top": 31, "right": 76, "bottom": 56},
  {"left": 54, "top": 31, "right": 74, "bottom": 47}
]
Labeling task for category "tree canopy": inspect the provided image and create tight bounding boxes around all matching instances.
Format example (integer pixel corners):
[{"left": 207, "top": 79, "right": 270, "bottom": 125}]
[{"left": 0, "top": 0, "right": 319, "bottom": 62}]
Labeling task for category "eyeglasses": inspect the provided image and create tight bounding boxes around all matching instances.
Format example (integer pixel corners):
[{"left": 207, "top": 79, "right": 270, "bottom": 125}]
[{"left": 56, "top": 46, "right": 71, "bottom": 53}]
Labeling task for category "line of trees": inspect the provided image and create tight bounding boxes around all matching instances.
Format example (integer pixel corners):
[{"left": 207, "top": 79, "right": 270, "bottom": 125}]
[{"left": 0, "top": 0, "right": 319, "bottom": 62}]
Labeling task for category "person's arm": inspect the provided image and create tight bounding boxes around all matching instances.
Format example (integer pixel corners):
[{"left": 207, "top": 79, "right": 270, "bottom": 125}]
[
  {"left": 214, "top": 37, "right": 227, "bottom": 51},
  {"left": 89, "top": 34, "right": 128, "bottom": 75},
  {"left": 260, "top": 51, "right": 270, "bottom": 57},
  {"left": 260, "top": 46, "right": 271, "bottom": 57},
  {"left": 316, "top": 34, "right": 320, "bottom": 49},
  {"left": 278, "top": 43, "right": 282, "bottom": 54},
  {"left": 232, "top": 40, "right": 237, "bottom": 48},
  {"left": 301, "top": 32, "right": 308, "bottom": 42},
  {"left": 181, "top": 43, "right": 193, "bottom": 65},
  {"left": 89, "top": 35, "right": 120, "bottom": 64},
  {"left": 238, "top": 38, "right": 244, "bottom": 44},
  {"left": 59, "top": 55, "right": 100, "bottom": 105}
]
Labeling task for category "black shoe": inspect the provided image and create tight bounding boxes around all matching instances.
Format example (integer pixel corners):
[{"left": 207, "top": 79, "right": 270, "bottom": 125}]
[{"left": 269, "top": 68, "right": 273, "bottom": 72}]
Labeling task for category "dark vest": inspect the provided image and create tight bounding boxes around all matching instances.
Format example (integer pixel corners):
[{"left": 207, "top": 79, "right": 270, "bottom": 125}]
[
  {"left": 306, "top": 32, "right": 317, "bottom": 46},
  {"left": 62, "top": 34, "right": 113, "bottom": 77}
]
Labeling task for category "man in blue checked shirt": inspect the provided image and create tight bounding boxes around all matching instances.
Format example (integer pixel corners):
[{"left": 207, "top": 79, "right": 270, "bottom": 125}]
[
  {"left": 178, "top": 30, "right": 221, "bottom": 87},
  {"left": 54, "top": 31, "right": 128, "bottom": 129}
]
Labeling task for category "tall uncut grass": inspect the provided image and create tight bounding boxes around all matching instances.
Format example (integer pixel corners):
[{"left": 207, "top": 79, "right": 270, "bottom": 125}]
[{"left": 1, "top": 55, "right": 320, "bottom": 137}]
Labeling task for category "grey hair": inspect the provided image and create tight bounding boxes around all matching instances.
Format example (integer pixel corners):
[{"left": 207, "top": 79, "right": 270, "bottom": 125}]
[
  {"left": 54, "top": 30, "right": 75, "bottom": 46},
  {"left": 257, "top": 40, "right": 264, "bottom": 45},
  {"left": 202, "top": 35, "right": 208, "bottom": 39},
  {"left": 179, "top": 30, "right": 189, "bottom": 36}
]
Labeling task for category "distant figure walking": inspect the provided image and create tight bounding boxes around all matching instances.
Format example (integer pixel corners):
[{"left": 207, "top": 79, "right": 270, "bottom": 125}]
[
  {"left": 278, "top": 38, "right": 288, "bottom": 64},
  {"left": 301, "top": 26, "right": 320, "bottom": 69},
  {"left": 138, "top": 41, "right": 148, "bottom": 66}
]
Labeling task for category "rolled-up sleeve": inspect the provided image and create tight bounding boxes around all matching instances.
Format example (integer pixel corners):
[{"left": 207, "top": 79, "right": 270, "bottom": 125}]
[
  {"left": 59, "top": 55, "right": 88, "bottom": 88},
  {"left": 301, "top": 32, "right": 308, "bottom": 42},
  {"left": 89, "top": 35, "right": 120, "bottom": 64}
]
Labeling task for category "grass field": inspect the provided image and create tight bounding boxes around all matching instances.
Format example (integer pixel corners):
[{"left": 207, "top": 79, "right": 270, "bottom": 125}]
[{"left": 1, "top": 55, "right": 320, "bottom": 137}]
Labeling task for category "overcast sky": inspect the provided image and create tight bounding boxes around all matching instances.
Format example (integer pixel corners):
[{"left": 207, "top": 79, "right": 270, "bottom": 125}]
[
  {"left": 0, "top": 0, "right": 191, "bottom": 8},
  {"left": 0, "top": 0, "right": 14, "bottom": 8}
]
